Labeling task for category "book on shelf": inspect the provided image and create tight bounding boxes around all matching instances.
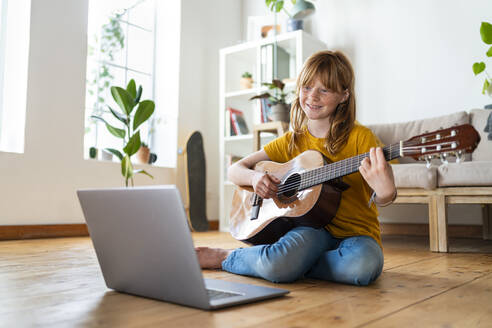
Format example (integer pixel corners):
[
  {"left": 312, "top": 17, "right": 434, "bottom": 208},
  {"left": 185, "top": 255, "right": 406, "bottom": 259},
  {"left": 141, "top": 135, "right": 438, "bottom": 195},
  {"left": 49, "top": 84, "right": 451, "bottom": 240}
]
[
  {"left": 260, "top": 98, "right": 273, "bottom": 123},
  {"left": 227, "top": 107, "right": 249, "bottom": 136}
]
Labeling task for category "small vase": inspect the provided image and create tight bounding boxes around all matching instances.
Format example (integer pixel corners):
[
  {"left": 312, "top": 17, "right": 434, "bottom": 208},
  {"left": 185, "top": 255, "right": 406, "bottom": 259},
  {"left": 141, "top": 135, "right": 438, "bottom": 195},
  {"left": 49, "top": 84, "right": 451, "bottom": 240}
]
[{"left": 271, "top": 103, "right": 290, "bottom": 123}]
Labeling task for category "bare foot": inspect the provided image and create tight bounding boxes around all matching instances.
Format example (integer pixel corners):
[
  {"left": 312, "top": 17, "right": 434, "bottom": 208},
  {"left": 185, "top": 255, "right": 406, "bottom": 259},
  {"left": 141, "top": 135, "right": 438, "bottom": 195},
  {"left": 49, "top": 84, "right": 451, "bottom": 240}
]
[{"left": 195, "top": 247, "right": 232, "bottom": 269}]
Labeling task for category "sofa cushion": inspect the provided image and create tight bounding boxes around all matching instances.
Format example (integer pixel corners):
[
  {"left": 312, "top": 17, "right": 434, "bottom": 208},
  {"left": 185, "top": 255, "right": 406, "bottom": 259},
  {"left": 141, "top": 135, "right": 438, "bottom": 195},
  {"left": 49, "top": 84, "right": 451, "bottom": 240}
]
[
  {"left": 470, "top": 109, "right": 492, "bottom": 161},
  {"left": 391, "top": 163, "right": 437, "bottom": 189},
  {"left": 367, "top": 111, "right": 469, "bottom": 164},
  {"left": 437, "top": 161, "right": 492, "bottom": 187}
]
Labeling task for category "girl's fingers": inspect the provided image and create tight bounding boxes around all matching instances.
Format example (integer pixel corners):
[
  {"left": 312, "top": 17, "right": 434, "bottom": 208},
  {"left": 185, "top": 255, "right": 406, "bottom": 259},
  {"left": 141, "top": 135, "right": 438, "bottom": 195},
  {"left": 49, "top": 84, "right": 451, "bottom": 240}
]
[
  {"left": 369, "top": 147, "right": 377, "bottom": 166},
  {"left": 376, "top": 147, "right": 386, "bottom": 167}
]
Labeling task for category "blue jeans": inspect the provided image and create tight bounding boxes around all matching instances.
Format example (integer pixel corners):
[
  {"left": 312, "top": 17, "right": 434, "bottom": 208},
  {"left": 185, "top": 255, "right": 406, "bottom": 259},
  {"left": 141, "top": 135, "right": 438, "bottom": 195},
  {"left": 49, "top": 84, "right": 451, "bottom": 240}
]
[{"left": 222, "top": 226, "right": 383, "bottom": 286}]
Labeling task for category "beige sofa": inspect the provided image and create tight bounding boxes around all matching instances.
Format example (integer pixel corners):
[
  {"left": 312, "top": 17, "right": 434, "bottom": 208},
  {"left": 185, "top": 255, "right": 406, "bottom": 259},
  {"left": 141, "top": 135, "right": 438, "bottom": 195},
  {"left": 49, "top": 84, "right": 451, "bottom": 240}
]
[{"left": 367, "top": 109, "right": 492, "bottom": 252}]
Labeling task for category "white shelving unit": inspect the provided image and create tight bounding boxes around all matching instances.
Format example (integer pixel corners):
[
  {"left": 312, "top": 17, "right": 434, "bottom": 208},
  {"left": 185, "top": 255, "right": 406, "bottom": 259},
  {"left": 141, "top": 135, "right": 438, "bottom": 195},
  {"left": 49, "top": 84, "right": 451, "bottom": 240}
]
[{"left": 218, "top": 30, "right": 326, "bottom": 231}]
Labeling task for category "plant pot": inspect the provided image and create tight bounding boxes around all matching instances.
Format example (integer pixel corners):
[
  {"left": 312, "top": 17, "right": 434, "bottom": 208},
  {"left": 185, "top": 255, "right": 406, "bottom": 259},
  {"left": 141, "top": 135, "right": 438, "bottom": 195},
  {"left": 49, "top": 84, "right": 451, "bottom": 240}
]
[
  {"left": 89, "top": 147, "right": 98, "bottom": 159},
  {"left": 100, "top": 149, "right": 113, "bottom": 161},
  {"left": 240, "top": 77, "right": 253, "bottom": 89},
  {"left": 136, "top": 146, "right": 150, "bottom": 164},
  {"left": 287, "top": 18, "right": 303, "bottom": 32},
  {"left": 271, "top": 103, "right": 290, "bottom": 123}
]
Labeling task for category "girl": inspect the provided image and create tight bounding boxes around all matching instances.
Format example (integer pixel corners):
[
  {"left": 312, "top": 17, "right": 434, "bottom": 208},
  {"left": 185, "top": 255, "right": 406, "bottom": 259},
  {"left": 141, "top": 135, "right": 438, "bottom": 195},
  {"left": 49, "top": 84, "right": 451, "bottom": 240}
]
[{"left": 197, "top": 50, "right": 396, "bottom": 286}]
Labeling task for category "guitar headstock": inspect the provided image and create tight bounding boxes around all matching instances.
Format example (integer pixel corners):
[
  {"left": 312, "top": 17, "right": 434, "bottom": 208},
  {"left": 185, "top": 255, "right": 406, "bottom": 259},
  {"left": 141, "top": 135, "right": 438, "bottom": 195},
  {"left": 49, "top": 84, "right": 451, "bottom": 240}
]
[{"left": 402, "top": 124, "right": 481, "bottom": 162}]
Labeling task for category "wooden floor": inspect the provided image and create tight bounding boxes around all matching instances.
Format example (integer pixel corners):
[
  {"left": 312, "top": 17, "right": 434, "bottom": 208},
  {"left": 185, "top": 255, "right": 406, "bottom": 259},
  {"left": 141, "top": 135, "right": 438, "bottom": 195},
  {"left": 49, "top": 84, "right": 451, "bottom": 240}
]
[{"left": 1, "top": 233, "right": 492, "bottom": 328}]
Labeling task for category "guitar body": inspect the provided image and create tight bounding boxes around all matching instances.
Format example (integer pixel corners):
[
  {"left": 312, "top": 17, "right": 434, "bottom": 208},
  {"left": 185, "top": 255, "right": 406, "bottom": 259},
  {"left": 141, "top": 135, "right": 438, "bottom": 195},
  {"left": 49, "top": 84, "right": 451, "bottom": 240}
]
[{"left": 229, "top": 150, "right": 348, "bottom": 245}]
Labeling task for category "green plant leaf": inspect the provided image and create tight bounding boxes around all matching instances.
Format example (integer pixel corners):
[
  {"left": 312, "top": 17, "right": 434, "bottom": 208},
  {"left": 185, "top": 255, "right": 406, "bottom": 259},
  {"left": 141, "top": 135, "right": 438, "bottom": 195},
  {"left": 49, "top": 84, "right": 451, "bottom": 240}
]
[
  {"left": 105, "top": 148, "right": 123, "bottom": 161},
  {"left": 134, "top": 169, "right": 154, "bottom": 179},
  {"left": 249, "top": 92, "right": 271, "bottom": 100},
  {"left": 111, "top": 86, "right": 135, "bottom": 115},
  {"left": 487, "top": 46, "right": 492, "bottom": 57},
  {"left": 272, "top": 79, "right": 285, "bottom": 90},
  {"left": 126, "top": 79, "right": 136, "bottom": 99},
  {"left": 473, "top": 62, "right": 486, "bottom": 75},
  {"left": 108, "top": 106, "right": 127, "bottom": 124},
  {"left": 123, "top": 131, "right": 141, "bottom": 156},
  {"left": 274, "top": 0, "right": 284, "bottom": 12},
  {"left": 480, "top": 22, "right": 492, "bottom": 45},
  {"left": 133, "top": 100, "right": 155, "bottom": 131},
  {"left": 483, "top": 79, "right": 490, "bottom": 95},
  {"left": 135, "top": 85, "right": 143, "bottom": 104},
  {"left": 91, "top": 115, "right": 125, "bottom": 138},
  {"left": 121, "top": 155, "right": 133, "bottom": 179}
]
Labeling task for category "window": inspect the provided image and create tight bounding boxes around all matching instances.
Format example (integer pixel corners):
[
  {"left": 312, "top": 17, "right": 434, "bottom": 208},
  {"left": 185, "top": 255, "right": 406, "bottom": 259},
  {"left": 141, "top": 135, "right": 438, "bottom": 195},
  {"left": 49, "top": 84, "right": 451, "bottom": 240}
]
[
  {"left": 85, "top": 0, "right": 156, "bottom": 161},
  {"left": 0, "top": 0, "right": 30, "bottom": 153},
  {"left": 0, "top": 0, "right": 7, "bottom": 138}
]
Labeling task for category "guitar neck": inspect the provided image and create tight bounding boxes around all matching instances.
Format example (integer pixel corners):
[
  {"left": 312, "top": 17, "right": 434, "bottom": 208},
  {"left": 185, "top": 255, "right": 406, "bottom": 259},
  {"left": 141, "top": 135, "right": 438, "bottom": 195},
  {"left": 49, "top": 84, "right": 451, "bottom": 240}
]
[{"left": 299, "top": 143, "right": 401, "bottom": 190}]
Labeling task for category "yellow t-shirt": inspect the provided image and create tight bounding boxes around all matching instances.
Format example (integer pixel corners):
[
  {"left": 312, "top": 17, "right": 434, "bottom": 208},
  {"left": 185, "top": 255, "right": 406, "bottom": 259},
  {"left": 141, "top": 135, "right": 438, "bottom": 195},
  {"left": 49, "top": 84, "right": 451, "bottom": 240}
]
[{"left": 263, "top": 124, "right": 382, "bottom": 247}]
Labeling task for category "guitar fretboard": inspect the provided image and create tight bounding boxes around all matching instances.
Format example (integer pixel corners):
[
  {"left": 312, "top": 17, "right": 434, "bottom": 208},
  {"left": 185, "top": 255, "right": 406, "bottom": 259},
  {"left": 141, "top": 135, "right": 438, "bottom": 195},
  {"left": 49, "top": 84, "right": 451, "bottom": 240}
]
[{"left": 298, "top": 143, "right": 401, "bottom": 190}]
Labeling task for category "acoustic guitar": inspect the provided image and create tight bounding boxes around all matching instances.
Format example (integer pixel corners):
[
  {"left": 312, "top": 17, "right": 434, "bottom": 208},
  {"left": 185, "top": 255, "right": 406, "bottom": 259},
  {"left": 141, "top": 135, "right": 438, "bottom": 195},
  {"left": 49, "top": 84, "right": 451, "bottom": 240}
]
[{"left": 229, "top": 124, "right": 481, "bottom": 245}]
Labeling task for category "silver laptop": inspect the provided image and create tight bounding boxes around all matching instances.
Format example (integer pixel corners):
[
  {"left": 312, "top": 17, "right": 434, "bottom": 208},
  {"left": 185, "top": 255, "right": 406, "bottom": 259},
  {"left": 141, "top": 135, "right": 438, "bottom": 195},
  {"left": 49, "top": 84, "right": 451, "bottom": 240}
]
[{"left": 77, "top": 185, "right": 289, "bottom": 310}]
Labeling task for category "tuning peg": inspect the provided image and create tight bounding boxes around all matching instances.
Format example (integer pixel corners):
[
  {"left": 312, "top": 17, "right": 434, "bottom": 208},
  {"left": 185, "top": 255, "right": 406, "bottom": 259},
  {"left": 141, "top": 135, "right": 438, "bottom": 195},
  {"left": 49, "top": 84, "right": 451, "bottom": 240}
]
[
  {"left": 456, "top": 150, "right": 465, "bottom": 164},
  {"left": 440, "top": 153, "right": 448, "bottom": 165},
  {"left": 425, "top": 155, "right": 432, "bottom": 169}
]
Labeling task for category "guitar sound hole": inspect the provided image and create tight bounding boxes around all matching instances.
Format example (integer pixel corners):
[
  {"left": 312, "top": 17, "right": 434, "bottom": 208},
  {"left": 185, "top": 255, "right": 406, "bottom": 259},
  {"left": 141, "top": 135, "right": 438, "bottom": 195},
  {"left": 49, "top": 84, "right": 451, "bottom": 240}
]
[{"left": 280, "top": 173, "right": 301, "bottom": 198}]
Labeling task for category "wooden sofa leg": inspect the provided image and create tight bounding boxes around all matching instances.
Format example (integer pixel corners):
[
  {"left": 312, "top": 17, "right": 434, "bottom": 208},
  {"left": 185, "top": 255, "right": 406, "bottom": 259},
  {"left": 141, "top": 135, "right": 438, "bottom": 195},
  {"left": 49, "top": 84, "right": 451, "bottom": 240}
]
[
  {"left": 436, "top": 194, "right": 448, "bottom": 252},
  {"left": 429, "top": 194, "right": 449, "bottom": 252},
  {"left": 483, "top": 204, "right": 492, "bottom": 240}
]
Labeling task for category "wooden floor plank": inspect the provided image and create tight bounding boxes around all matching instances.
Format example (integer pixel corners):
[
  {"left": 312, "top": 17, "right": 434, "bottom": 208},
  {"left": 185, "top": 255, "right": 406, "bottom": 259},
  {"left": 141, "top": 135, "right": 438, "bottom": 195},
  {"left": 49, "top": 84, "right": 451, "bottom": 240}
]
[
  {"left": 246, "top": 254, "right": 492, "bottom": 328},
  {"left": 0, "top": 233, "right": 491, "bottom": 327},
  {"left": 364, "top": 273, "right": 492, "bottom": 328}
]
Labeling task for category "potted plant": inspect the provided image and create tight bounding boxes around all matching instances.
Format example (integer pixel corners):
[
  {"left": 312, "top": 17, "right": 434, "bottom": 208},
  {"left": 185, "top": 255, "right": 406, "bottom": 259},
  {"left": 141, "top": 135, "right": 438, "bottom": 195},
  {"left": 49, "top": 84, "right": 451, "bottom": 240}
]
[
  {"left": 89, "top": 146, "right": 98, "bottom": 159},
  {"left": 250, "top": 79, "right": 292, "bottom": 123},
  {"left": 265, "top": 0, "right": 316, "bottom": 32},
  {"left": 472, "top": 21, "right": 492, "bottom": 108},
  {"left": 240, "top": 72, "right": 254, "bottom": 89},
  {"left": 92, "top": 79, "right": 155, "bottom": 187}
]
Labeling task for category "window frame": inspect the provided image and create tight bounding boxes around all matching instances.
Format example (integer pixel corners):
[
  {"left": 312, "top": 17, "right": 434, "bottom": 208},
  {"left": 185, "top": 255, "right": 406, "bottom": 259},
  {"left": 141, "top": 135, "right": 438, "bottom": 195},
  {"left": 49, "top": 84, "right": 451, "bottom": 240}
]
[
  {"left": 85, "top": 0, "right": 157, "bottom": 159},
  {"left": 0, "top": 0, "right": 9, "bottom": 140}
]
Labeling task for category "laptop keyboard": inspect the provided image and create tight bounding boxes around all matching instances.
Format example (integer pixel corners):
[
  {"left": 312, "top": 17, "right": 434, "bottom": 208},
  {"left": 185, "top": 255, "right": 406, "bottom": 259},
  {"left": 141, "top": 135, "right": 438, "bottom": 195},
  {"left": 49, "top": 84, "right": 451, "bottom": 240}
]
[{"left": 206, "top": 288, "right": 243, "bottom": 300}]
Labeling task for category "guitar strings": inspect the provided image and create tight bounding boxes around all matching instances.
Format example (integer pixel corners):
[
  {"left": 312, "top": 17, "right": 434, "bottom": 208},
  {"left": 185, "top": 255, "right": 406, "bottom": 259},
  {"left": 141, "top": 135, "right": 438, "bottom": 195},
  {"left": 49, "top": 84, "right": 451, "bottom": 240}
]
[
  {"left": 268, "top": 129, "right": 465, "bottom": 196},
  {"left": 275, "top": 143, "right": 401, "bottom": 195}
]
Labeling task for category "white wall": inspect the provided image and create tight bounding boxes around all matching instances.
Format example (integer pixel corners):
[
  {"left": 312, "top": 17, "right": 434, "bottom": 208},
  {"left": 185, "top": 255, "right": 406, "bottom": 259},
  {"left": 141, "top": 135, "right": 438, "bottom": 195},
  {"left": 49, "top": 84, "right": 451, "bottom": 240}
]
[
  {"left": 0, "top": 0, "right": 176, "bottom": 225},
  {"left": 0, "top": 0, "right": 242, "bottom": 226},
  {"left": 242, "top": 0, "right": 492, "bottom": 225},
  {"left": 175, "top": 0, "right": 242, "bottom": 220},
  {"left": 1, "top": 0, "right": 489, "bottom": 227}
]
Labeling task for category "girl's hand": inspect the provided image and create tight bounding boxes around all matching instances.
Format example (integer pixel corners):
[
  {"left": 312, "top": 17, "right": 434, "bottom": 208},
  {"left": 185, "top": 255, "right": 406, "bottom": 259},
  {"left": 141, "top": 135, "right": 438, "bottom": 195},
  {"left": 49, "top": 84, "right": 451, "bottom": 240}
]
[
  {"left": 251, "top": 172, "right": 281, "bottom": 199},
  {"left": 359, "top": 147, "right": 396, "bottom": 204}
]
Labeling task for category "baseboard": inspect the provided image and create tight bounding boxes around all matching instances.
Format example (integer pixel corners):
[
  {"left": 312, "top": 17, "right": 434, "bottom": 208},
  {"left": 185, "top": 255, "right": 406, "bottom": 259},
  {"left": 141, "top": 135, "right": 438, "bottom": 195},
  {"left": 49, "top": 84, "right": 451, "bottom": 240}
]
[
  {"left": 0, "top": 224, "right": 89, "bottom": 241},
  {"left": 0, "top": 222, "right": 480, "bottom": 241},
  {"left": 208, "top": 220, "right": 219, "bottom": 230},
  {"left": 0, "top": 220, "right": 220, "bottom": 241},
  {"left": 380, "top": 223, "right": 483, "bottom": 239}
]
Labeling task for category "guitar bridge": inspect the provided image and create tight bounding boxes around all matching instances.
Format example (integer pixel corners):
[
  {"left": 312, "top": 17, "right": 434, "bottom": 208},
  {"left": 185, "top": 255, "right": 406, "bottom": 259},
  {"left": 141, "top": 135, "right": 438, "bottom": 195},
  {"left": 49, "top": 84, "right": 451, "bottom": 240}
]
[{"left": 250, "top": 194, "right": 263, "bottom": 220}]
